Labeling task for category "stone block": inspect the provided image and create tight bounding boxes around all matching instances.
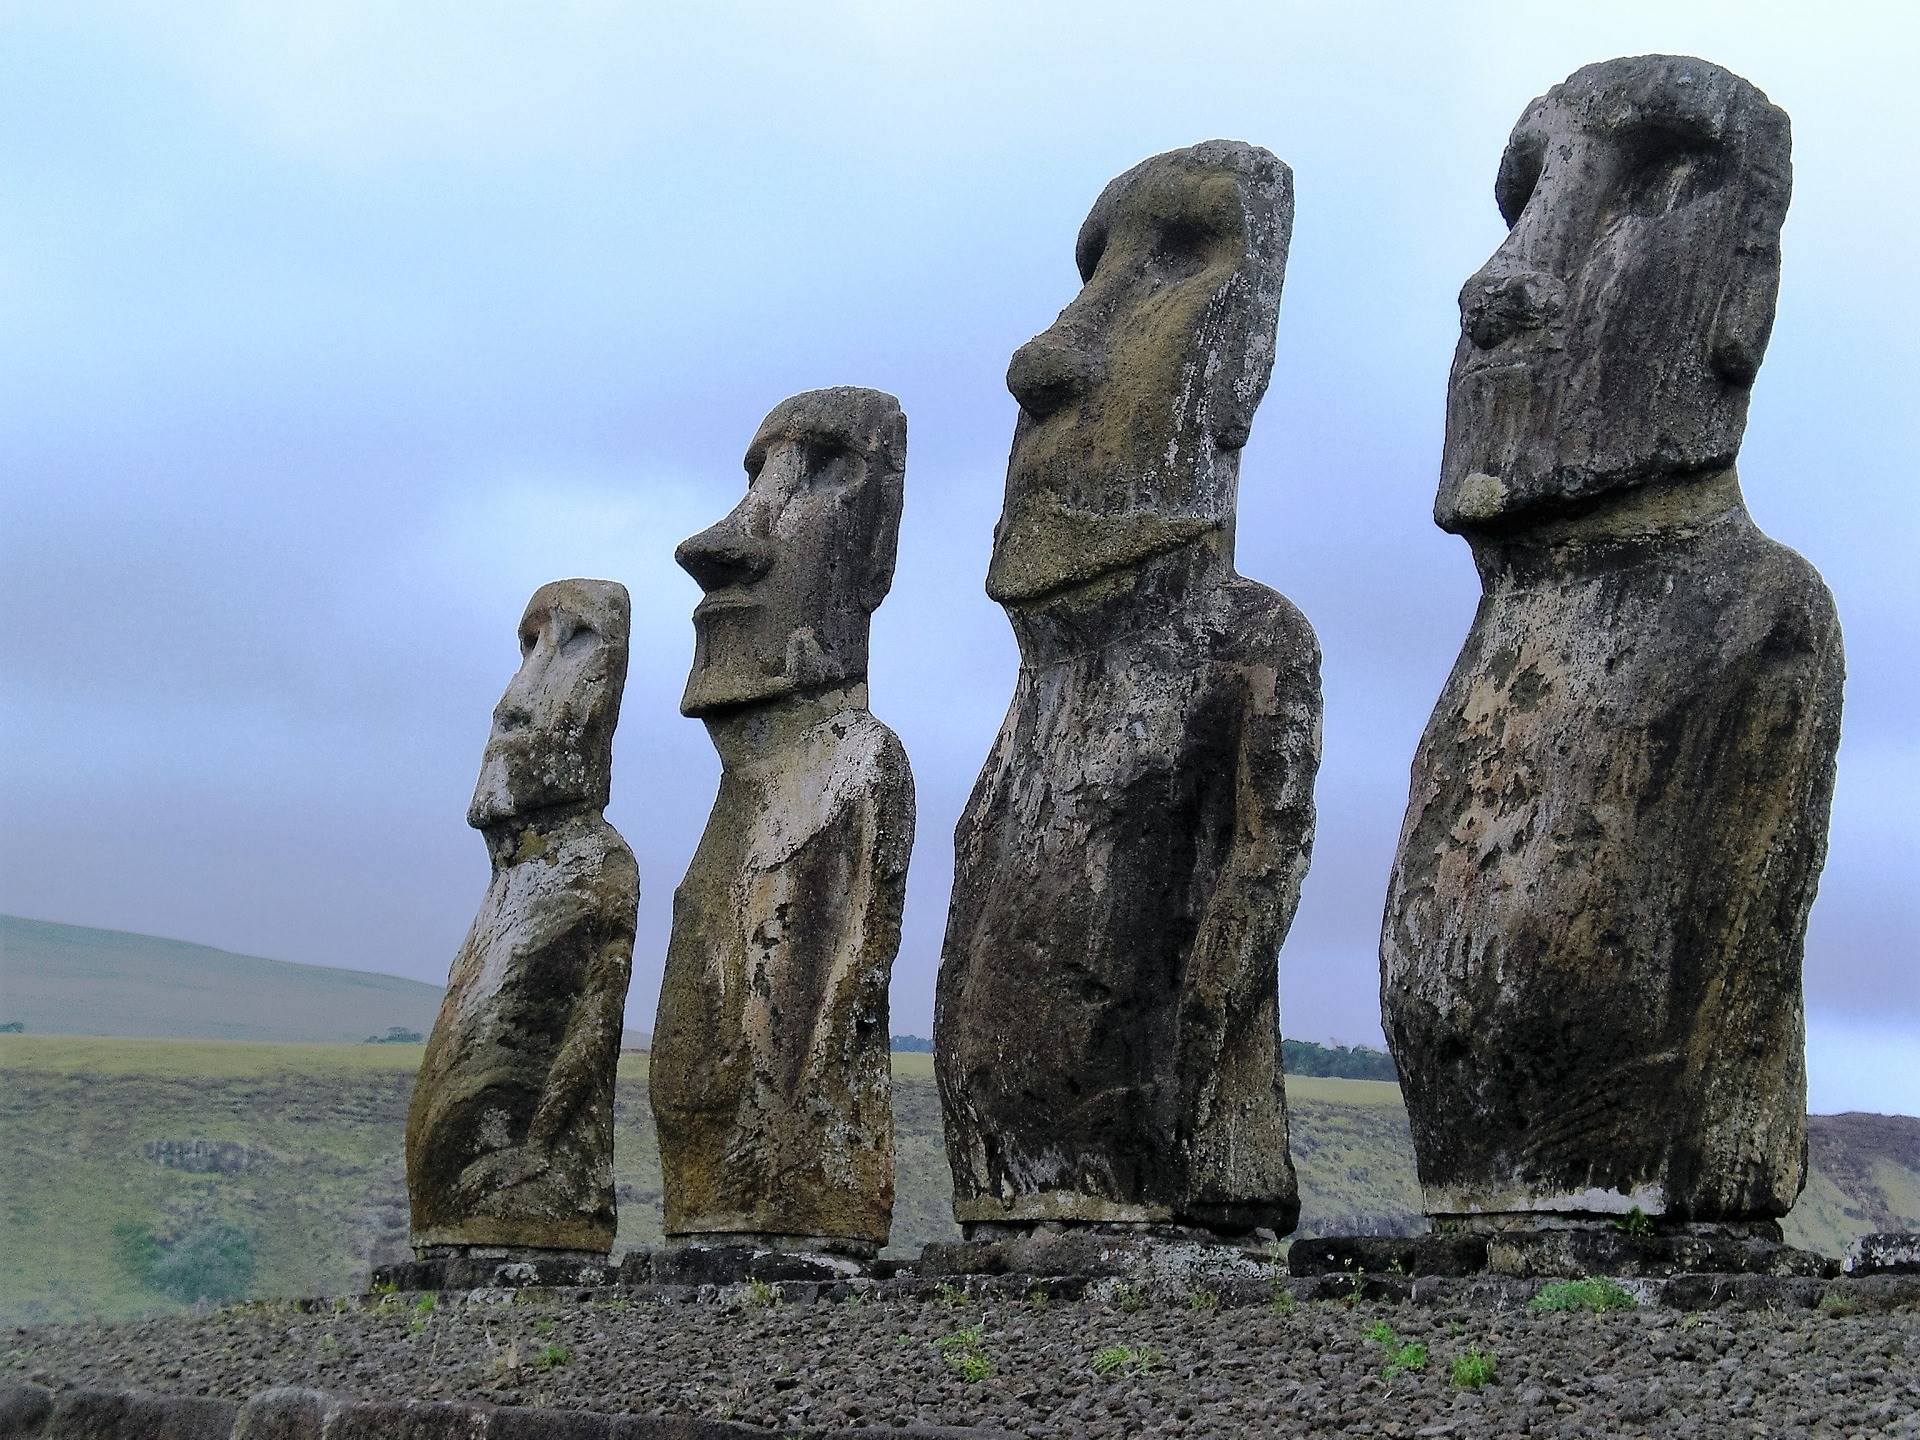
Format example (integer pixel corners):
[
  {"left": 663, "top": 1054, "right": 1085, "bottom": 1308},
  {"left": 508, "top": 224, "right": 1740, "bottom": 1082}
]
[
  {"left": 45, "top": 1391, "right": 235, "bottom": 1440},
  {"left": 0, "top": 1386, "right": 53, "bottom": 1440},
  {"left": 1845, "top": 1232, "right": 1920, "bottom": 1275}
]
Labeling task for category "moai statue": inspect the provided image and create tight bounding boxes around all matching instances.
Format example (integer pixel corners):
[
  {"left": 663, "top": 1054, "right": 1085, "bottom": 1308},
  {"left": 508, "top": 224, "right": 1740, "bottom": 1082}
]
[
  {"left": 407, "top": 579, "right": 638, "bottom": 1256},
  {"left": 934, "top": 141, "right": 1322, "bottom": 1239},
  {"left": 1382, "top": 56, "right": 1843, "bottom": 1230},
  {"left": 651, "top": 388, "right": 914, "bottom": 1258}
]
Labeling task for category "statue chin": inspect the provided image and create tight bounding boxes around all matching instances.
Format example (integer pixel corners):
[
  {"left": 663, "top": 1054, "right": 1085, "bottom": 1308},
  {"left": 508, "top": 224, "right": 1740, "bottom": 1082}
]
[{"left": 987, "top": 504, "right": 1219, "bottom": 606}]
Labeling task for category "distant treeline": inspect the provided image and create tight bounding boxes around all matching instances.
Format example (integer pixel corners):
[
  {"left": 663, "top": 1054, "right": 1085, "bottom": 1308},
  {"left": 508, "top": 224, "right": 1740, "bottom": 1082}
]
[
  {"left": 1281, "top": 1039, "right": 1398, "bottom": 1081},
  {"left": 891, "top": 1033, "right": 1394, "bottom": 1080}
]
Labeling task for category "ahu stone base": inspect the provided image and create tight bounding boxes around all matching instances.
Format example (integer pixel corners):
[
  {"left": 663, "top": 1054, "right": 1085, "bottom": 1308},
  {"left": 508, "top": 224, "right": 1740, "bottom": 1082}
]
[
  {"left": 372, "top": 1242, "right": 890, "bottom": 1295},
  {"left": 1847, "top": 1232, "right": 1920, "bottom": 1276},
  {"left": 1289, "top": 1224, "right": 1840, "bottom": 1280},
  {"left": 917, "top": 1223, "right": 1280, "bottom": 1285}
]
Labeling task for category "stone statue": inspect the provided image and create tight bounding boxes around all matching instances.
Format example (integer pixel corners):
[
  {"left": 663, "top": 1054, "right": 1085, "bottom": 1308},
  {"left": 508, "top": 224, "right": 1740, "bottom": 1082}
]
[
  {"left": 407, "top": 579, "right": 638, "bottom": 1255},
  {"left": 651, "top": 387, "right": 914, "bottom": 1258},
  {"left": 934, "top": 141, "right": 1322, "bottom": 1239},
  {"left": 1382, "top": 56, "right": 1843, "bottom": 1230}
]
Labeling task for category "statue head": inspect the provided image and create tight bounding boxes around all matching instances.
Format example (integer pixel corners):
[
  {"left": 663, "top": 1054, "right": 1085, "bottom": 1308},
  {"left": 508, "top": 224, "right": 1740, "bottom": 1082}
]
[
  {"left": 677, "top": 387, "right": 906, "bottom": 716},
  {"left": 468, "top": 579, "right": 631, "bottom": 828},
  {"left": 1437, "top": 55, "right": 1792, "bottom": 532},
  {"left": 987, "top": 140, "right": 1292, "bottom": 604}
]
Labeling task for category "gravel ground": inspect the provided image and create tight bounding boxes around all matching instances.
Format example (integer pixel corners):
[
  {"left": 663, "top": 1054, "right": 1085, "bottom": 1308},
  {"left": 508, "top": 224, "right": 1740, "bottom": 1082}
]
[{"left": 6, "top": 1290, "right": 1918, "bottom": 1438}]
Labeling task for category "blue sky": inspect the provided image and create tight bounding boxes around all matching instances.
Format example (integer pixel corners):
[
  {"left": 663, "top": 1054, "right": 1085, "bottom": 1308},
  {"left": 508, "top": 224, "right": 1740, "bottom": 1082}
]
[{"left": 2, "top": 2, "right": 1914, "bottom": 1113}]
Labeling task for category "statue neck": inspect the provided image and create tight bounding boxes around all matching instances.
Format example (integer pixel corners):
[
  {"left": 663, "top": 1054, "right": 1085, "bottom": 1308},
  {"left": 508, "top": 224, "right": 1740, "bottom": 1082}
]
[
  {"left": 701, "top": 682, "right": 869, "bottom": 770},
  {"left": 1466, "top": 467, "right": 1751, "bottom": 587},
  {"left": 480, "top": 802, "right": 602, "bottom": 867},
  {"left": 1006, "top": 530, "right": 1234, "bottom": 664}
]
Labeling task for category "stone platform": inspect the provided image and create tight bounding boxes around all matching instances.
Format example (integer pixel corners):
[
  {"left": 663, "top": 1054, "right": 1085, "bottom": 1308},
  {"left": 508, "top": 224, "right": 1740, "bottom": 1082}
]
[
  {"left": 372, "top": 1243, "right": 894, "bottom": 1295},
  {"left": 0, "top": 1382, "right": 1008, "bottom": 1440},
  {"left": 1287, "top": 1226, "right": 1840, "bottom": 1280},
  {"left": 1848, "top": 1232, "right": 1920, "bottom": 1275}
]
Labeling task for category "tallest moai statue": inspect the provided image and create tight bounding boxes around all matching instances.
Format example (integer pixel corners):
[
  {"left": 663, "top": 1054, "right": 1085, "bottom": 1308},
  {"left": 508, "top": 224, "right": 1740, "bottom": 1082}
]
[
  {"left": 1383, "top": 56, "right": 1844, "bottom": 1228},
  {"left": 936, "top": 141, "right": 1322, "bottom": 1239}
]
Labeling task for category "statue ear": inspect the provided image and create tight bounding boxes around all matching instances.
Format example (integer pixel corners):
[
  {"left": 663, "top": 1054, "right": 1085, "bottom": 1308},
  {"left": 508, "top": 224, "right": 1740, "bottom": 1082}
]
[{"left": 1709, "top": 257, "right": 1780, "bottom": 386}]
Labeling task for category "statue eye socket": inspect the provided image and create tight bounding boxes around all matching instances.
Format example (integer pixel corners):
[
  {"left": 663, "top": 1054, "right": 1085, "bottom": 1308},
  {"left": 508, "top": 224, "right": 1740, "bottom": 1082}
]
[
  {"left": 560, "top": 624, "right": 599, "bottom": 654},
  {"left": 1495, "top": 138, "right": 1546, "bottom": 227},
  {"left": 1150, "top": 216, "right": 1217, "bottom": 272},
  {"left": 519, "top": 631, "right": 539, "bottom": 656},
  {"left": 1616, "top": 127, "right": 1716, "bottom": 218}
]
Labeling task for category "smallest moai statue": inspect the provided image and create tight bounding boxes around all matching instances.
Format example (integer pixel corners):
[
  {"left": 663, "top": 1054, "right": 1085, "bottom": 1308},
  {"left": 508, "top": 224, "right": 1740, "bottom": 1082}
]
[
  {"left": 406, "top": 579, "right": 638, "bottom": 1257},
  {"left": 650, "top": 388, "right": 914, "bottom": 1259}
]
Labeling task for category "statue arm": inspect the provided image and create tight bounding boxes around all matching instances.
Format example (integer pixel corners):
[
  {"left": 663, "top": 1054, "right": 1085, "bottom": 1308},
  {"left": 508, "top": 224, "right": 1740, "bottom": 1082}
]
[
  {"left": 1176, "top": 628, "right": 1323, "bottom": 1122},
  {"left": 528, "top": 847, "right": 638, "bottom": 1147}
]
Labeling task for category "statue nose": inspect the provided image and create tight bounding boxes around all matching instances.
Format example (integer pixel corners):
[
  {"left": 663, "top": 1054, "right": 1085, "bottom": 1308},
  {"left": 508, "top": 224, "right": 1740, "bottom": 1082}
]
[
  {"left": 1459, "top": 264, "right": 1569, "bottom": 350},
  {"left": 1007, "top": 333, "right": 1098, "bottom": 420},
  {"left": 676, "top": 522, "right": 774, "bottom": 592}
]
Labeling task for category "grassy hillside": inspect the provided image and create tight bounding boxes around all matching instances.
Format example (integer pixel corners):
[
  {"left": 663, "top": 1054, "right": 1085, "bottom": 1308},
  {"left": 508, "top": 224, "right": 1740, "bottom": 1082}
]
[
  {"left": 0, "top": 915, "right": 446, "bottom": 1045},
  {"left": 4, "top": 1035, "right": 1913, "bottom": 1328}
]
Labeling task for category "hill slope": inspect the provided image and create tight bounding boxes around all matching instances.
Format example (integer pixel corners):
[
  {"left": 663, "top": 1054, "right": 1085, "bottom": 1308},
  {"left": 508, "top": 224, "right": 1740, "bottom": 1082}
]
[
  {"left": 0, "top": 915, "right": 444, "bottom": 1045},
  {"left": 2, "top": 1036, "right": 1914, "bottom": 1327}
]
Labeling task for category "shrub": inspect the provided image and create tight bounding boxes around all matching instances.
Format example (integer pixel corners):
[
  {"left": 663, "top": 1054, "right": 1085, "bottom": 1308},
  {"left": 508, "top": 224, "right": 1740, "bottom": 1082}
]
[
  {"left": 114, "top": 1220, "right": 256, "bottom": 1305},
  {"left": 1451, "top": 1346, "right": 1497, "bottom": 1388},
  {"left": 1529, "top": 1277, "right": 1637, "bottom": 1314}
]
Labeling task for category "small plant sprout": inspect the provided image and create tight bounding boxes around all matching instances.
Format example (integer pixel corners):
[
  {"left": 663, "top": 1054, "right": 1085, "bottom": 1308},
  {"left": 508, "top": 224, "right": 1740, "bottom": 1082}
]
[
  {"left": 1027, "top": 1285, "right": 1050, "bottom": 1308},
  {"left": 1528, "top": 1277, "right": 1637, "bottom": 1314},
  {"left": 1091, "top": 1344, "right": 1160, "bottom": 1377},
  {"left": 936, "top": 1325, "right": 991, "bottom": 1382},
  {"left": 936, "top": 1324, "right": 986, "bottom": 1353},
  {"left": 533, "top": 1316, "right": 556, "bottom": 1337},
  {"left": 934, "top": 1281, "right": 966, "bottom": 1309},
  {"left": 1613, "top": 1205, "right": 1654, "bottom": 1240},
  {"left": 1270, "top": 1286, "right": 1297, "bottom": 1317},
  {"left": 1111, "top": 1282, "right": 1147, "bottom": 1314},
  {"left": 536, "top": 1343, "right": 570, "bottom": 1370},
  {"left": 1451, "top": 1346, "right": 1497, "bottom": 1389},
  {"left": 1384, "top": 1342, "right": 1428, "bottom": 1378},
  {"left": 948, "top": 1349, "right": 992, "bottom": 1382},
  {"left": 1187, "top": 1287, "right": 1219, "bottom": 1312},
  {"left": 414, "top": 1294, "right": 436, "bottom": 1313},
  {"left": 745, "top": 1278, "right": 779, "bottom": 1308},
  {"left": 1362, "top": 1319, "right": 1428, "bottom": 1378}
]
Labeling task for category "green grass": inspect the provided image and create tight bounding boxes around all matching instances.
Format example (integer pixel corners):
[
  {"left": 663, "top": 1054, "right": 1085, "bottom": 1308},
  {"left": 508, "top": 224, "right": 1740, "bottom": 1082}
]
[
  {"left": 1529, "top": 1277, "right": 1638, "bottom": 1313},
  {"left": 1451, "top": 1347, "right": 1497, "bottom": 1388},
  {"left": 1091, "top": 1343, "right": 1158, "bottom": 1376}
]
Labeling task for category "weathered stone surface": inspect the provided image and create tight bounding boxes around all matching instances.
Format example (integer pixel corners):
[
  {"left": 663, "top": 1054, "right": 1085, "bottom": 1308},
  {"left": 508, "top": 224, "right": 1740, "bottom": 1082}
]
[
  {"left": 916, "top": 1226, "right": 1280, "bottom": 1286},
  {"left": 1287, "top": 1234, "right": 1490, "bottom": 1279},
  {"left": 1383, "top": 57, "right": 1843, "bottom": 1226},
  {"left": 44, "top": 1391, "right": 235, "bottom": 1440},
  {"left": 1484, "top": 1228, "right": 1836, "bottom": 1279},
  {"left": 651, "top": 389, "right": 913, "bottom": 1254},
  {"left": 1847, "top": 1232, "right": 1920, "bottom": 1276},
  {"left": 369, "top": 1252, "right": 616, "bottom": 1293},
  {"left": 934, "top": 140, "right": 1320, "bottom": 1237},
  {"left": 407, "top": 580, "right": 638, "bottom": 1254},
  {"left": 0, "top": 1385, "right": 52, "bottom": 1440}
]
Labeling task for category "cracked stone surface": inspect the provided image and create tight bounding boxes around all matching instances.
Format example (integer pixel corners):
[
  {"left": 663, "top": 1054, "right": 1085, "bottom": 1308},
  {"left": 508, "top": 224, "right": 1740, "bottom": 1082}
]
[
  {"left": 1382, "top": 56, "right": 1844, "bottom": 1226},
  {"left": 935, "top": 141, "right": 1321, "bottom": 1238},
  {"left": 652, "top": 389, "right": 914, "bottom": 1255},
  {"left": 406, "top": 579, "right": 638, "bottom": 1254}
]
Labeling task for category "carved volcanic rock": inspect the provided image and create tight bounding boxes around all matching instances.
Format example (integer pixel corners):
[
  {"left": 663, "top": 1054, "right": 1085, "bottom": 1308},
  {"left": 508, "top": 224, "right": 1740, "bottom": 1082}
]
[
  {"left": 651, "top": 389, "right": 913, "bottom": 1254},
  {"left": 1382, "top": 56, "right": 1843, "bottom": 1225},
  {"left": 406, "top": 580, "right": 637, "bottom": 1253},
  {"left": 936, "top": 141, "right": 1320, "bottom": 1237}
]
